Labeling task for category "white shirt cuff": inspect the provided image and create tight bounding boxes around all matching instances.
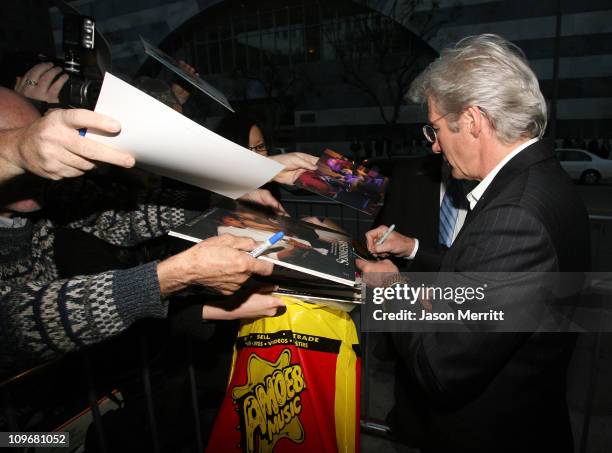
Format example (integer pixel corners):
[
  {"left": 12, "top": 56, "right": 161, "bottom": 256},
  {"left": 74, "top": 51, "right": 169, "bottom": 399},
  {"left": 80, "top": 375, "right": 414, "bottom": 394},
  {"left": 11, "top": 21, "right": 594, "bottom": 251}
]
[{"left": 405, "top": 238, "right": 419, "bottom": 260}]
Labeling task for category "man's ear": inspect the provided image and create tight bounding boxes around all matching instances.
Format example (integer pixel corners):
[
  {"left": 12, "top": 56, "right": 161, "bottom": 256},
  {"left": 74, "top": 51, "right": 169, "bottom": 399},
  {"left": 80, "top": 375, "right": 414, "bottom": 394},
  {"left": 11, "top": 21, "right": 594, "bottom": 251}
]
[{"left": 464, "top": 106, "right": 484, "bottom": 138}]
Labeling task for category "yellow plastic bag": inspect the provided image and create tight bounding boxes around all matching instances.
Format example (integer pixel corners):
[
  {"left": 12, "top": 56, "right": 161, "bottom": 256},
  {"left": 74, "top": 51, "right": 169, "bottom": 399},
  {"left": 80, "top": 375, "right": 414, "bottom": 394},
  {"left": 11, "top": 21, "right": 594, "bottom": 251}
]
[{"left": 206, "top": 296, "right": 360, "bottom": 453}]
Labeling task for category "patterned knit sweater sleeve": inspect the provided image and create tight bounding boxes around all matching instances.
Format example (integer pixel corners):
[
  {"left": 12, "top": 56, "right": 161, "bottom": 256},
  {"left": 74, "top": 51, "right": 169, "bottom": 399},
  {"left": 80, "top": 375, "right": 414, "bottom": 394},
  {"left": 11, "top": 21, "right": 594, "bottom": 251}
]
[
  {"left": 43, "top": 176, "right": 206, "bottom": 246},
  {"left": 0, "top": 180, "right": 208, "bottom": 373},
  {"left": 0, "top": 262, "right": 164, "bottom": 371}
]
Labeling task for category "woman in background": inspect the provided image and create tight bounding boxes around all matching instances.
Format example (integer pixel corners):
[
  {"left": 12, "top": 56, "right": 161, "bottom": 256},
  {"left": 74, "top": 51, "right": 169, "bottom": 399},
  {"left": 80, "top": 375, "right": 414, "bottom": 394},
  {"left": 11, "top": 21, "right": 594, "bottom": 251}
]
[
  {"left": 216, "top": 113, "right": 320, "bottom": 212},
  {"left": 216, "top": 112, "right": 269, "bottom": 156}
]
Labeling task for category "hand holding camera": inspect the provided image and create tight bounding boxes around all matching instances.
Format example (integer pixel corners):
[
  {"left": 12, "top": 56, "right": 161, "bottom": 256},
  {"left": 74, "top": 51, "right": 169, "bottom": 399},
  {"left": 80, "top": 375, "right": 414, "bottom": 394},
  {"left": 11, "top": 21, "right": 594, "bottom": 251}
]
[{"left": 14, "top": 62, "right": 70, "bottom": 104}]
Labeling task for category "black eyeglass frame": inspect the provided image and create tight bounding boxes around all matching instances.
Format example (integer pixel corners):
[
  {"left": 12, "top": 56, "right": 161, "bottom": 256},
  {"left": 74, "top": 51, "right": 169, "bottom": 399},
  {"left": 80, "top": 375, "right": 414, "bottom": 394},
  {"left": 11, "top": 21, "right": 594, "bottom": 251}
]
[{"left": 248, "top": 143, "right": 268, "bottom": 153}]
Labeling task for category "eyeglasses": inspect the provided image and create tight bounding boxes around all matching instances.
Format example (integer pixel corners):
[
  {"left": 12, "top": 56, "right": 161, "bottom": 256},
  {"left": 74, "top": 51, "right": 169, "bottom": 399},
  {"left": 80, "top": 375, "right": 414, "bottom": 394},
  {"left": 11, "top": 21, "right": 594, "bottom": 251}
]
[
  {"left": 422, "top": 111, "right": 453, "bottom": 144},
  {"left": 248, "top": 143, "right": 268, "bottom": 154},
  {"left": 422, "top": 124, "right": 438, "bottom": 144}
]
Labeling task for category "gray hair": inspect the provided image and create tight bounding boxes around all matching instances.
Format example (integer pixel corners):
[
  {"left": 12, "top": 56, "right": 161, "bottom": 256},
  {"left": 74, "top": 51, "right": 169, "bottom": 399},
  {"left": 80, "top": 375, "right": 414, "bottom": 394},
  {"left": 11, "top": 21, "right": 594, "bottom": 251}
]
[{"left": 408, "top": 34, "right": 547, "bottom": 144}]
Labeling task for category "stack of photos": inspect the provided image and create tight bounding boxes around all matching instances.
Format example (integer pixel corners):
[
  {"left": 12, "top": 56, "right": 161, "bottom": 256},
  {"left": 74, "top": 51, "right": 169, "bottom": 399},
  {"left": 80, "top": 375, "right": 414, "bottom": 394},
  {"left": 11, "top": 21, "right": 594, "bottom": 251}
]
[{"left": 170, "top": 205, "right": 357, "bottom": 287}]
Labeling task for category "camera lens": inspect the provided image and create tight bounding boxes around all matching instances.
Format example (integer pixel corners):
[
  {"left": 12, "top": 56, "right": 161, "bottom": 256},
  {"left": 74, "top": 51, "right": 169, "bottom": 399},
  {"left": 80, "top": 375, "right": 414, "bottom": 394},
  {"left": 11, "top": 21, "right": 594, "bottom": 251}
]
[{"left": 82, "top": 79, "right": 102, "bottom": 109}]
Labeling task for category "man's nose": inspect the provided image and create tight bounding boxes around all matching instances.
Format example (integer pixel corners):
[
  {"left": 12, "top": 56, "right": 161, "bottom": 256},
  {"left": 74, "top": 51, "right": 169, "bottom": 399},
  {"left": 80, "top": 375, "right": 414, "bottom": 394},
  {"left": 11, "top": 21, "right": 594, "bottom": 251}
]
[{"left": 431, "top": 140, "right": 442, "bottom": 154}]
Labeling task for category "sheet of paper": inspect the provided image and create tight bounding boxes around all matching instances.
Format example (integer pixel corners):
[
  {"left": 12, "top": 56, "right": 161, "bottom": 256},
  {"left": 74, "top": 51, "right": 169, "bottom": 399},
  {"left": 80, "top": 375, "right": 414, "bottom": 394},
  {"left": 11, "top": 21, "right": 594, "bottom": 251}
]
[
  {"left": 89, "top": 73, "right": 283, "bottom": 199},
  {"left": 141, "top": 36, "right": 234, "bottom": 112}
]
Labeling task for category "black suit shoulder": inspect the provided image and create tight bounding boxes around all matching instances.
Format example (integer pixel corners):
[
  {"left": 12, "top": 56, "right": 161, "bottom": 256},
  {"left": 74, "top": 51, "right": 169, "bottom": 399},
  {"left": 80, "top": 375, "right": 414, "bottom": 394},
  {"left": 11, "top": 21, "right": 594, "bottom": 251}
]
[{"left": 449, "top": 141, "right": 590, "bottom": 272}]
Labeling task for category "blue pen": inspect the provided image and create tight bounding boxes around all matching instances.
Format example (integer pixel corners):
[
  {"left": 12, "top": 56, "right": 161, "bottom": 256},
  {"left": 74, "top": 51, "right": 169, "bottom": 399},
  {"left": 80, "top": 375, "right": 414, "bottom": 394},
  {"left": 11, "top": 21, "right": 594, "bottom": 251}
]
[
  {"left": 78, "top": 128, "right": 87, "bottom": 137},
  {"left": 250, "top": 231, "right": 285, "bottom": 258}
]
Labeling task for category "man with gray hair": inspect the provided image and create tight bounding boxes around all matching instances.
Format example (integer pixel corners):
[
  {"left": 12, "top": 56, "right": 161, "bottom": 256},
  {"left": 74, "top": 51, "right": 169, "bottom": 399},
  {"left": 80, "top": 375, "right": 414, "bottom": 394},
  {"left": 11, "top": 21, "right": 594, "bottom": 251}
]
[{"left": 358, "top": 34, "right": 589, "bottom": 452}]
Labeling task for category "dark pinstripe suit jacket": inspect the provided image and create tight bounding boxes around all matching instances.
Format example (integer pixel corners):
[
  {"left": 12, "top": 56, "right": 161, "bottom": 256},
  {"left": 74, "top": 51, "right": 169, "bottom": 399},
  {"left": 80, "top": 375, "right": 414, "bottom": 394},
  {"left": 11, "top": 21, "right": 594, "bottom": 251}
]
[{"left": 391, "top": 140, "right": 591, "bottom": 453}]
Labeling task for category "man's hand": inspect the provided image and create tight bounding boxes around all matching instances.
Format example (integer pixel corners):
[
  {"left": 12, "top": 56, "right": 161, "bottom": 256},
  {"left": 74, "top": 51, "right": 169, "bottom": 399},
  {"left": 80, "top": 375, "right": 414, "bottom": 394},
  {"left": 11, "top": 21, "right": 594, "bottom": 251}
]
[
  {"left": 365, "top": 225, "right": 415, "bottom": 258},
  {"left": 269, "top": 152, "right": 318, "bottom": 185},
  {"left": 356, "top": 258, "right": 399, "bottom": 274},
  {"left": 202, "top": 285, "right": 285, "bottom": 320},
  {"left": 171, "top": 60, "right": 198, "bottom": 105},
  {"left": 2, "top": 109, "right": 134, "bottom": 181},
  {"left": 157, "top": 234, "right": 274, "bottom": 296},
  {"left": 240, "top": 188, "right": 288, "bottom": 215},
  {"left": 14, "top": 63, "right": 69, "bottom": 104},
  {"left": 356, "top": 258, "right": 400, "bottom": 288}
]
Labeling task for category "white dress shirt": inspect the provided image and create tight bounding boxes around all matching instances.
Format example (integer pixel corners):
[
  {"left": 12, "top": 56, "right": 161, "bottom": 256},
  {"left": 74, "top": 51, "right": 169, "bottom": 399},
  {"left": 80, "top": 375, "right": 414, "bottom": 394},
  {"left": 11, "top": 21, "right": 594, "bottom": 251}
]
[{"left": 466, "top": 137, "right": 539, "bottom": 210}]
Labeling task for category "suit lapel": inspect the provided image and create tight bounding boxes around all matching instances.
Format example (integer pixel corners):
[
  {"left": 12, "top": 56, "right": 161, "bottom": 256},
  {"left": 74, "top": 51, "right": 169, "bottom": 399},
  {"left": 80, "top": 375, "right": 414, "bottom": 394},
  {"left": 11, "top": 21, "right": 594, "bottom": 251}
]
[{"left": 461, "top": 140, "right": 554, "bottom": 230}]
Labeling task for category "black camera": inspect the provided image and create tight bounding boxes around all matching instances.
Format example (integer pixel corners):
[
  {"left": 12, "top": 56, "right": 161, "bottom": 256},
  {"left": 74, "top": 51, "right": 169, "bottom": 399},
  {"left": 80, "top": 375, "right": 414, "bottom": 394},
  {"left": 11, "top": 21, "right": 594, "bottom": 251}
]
[{"left": 58, "top": 13, "right": 102, "bottom": 109}]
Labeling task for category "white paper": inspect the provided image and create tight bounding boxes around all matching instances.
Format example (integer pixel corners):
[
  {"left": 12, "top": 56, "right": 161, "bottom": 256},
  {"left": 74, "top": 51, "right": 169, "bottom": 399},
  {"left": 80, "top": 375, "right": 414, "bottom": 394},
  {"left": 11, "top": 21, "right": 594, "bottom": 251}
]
[{"left": 89, "top": 73, "right": 283, "bottom": 199}]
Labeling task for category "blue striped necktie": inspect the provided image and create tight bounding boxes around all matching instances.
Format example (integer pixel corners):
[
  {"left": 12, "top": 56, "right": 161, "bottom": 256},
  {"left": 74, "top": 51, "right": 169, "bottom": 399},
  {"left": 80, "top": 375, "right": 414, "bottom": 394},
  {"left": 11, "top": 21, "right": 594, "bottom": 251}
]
[{"left": 439, "top": 178, "right": 464, "bottom": 247}]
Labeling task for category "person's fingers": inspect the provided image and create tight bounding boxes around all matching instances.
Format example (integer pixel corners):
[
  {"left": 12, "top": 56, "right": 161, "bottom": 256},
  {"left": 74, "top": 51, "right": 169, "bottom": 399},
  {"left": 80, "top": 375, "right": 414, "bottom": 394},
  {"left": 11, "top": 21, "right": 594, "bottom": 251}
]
[
  {"left": 51, "top": 110, "right": 132, "bottom": 168},
  {"left": 200, "top": 234, "right": 238, "bottom": 248},
  {"left": 179, "top": 60, "right": 196, "bottom": 74},
  {"left": 255, "top": 190, "right": 287, "bottom": 215},
  {"left": 273, "top": 201, "right": 288, "bottom": 216},
  {"left": 24, "top": 62, "right": 54, "bottom": 83},
  {"left": 371, "top": 225, "right": 388, "bottom": 235},
  {"left": 301, "top": 216, "right": 325, "bottom": 227},
  {"left": 365, "top": 228, "right": 379, "bottom": 241},
  {"left": 294, "top": 153, "right": 318, "bottom": 168},
  {"left": 250, "top": 258, "right": 274, "bottom": 276},
  {"left": 290, "top": 168, "right": 307, "bottom": 181},
  {"left": 48, "top": 73, "right": 69, "bottom": 99},
  {"left": 261, "top": 192, "right": 287, "bottom": 215},
  {"left": 218, "top": 234, "right": 257, "bottom": 251},
  {"left": 356, "top": 258, "right": 369, "bottom": 271},
  {"left": 38, "top": 66, "right": 63, "bottom": 89},
  {"left": 366, "top": 229, "right": 383, "bottom": 251},
  {"left": 37, "top": 165, "right": 85, "bottom": 180},
  {"left": 366, "top": 240, "right": 376, "bottom": 253},
  {"left": 269, "top": 296, "right": 285, "bottom": 307},
  {"left": 263, "top": 296, "right": 285, "bottom": 316},
  {"left": 365, "top": 234, "right": 376, "bottom": 249},
  {"left": 59, "top": 109, "right": 121, "bottom": 134},
  {"left": 31, "top": 144, "right": 96, "bottom": 178},
  {"left": 252, "top": 294, "right": 285, "bottom": 313},
  {"left": 71, "top": 137, "right": 135, "bottom": 168},
  {"left": 23, "top": 62, "right": 53, "bottom": 82},
  {"left": 55, "top": 149, "right": 97, "bottom": 172}
]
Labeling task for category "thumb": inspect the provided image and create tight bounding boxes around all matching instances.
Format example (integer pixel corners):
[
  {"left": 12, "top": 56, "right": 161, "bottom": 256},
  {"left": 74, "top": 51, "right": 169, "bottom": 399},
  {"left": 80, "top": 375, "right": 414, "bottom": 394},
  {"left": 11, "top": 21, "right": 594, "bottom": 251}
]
[
  {"left": 356, "top": 258, "right": 368, "bottom": 270},
  {"left": 270, "top": 296, "right": 286, "bottom": 307}
]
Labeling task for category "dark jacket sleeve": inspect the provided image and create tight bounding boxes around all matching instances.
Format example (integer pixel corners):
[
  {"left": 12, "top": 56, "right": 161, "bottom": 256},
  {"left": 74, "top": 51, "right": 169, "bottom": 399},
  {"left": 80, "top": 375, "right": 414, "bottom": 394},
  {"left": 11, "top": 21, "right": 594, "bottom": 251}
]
[{"left": 395, "top": 204, "right": 559, "bottom": 409}]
